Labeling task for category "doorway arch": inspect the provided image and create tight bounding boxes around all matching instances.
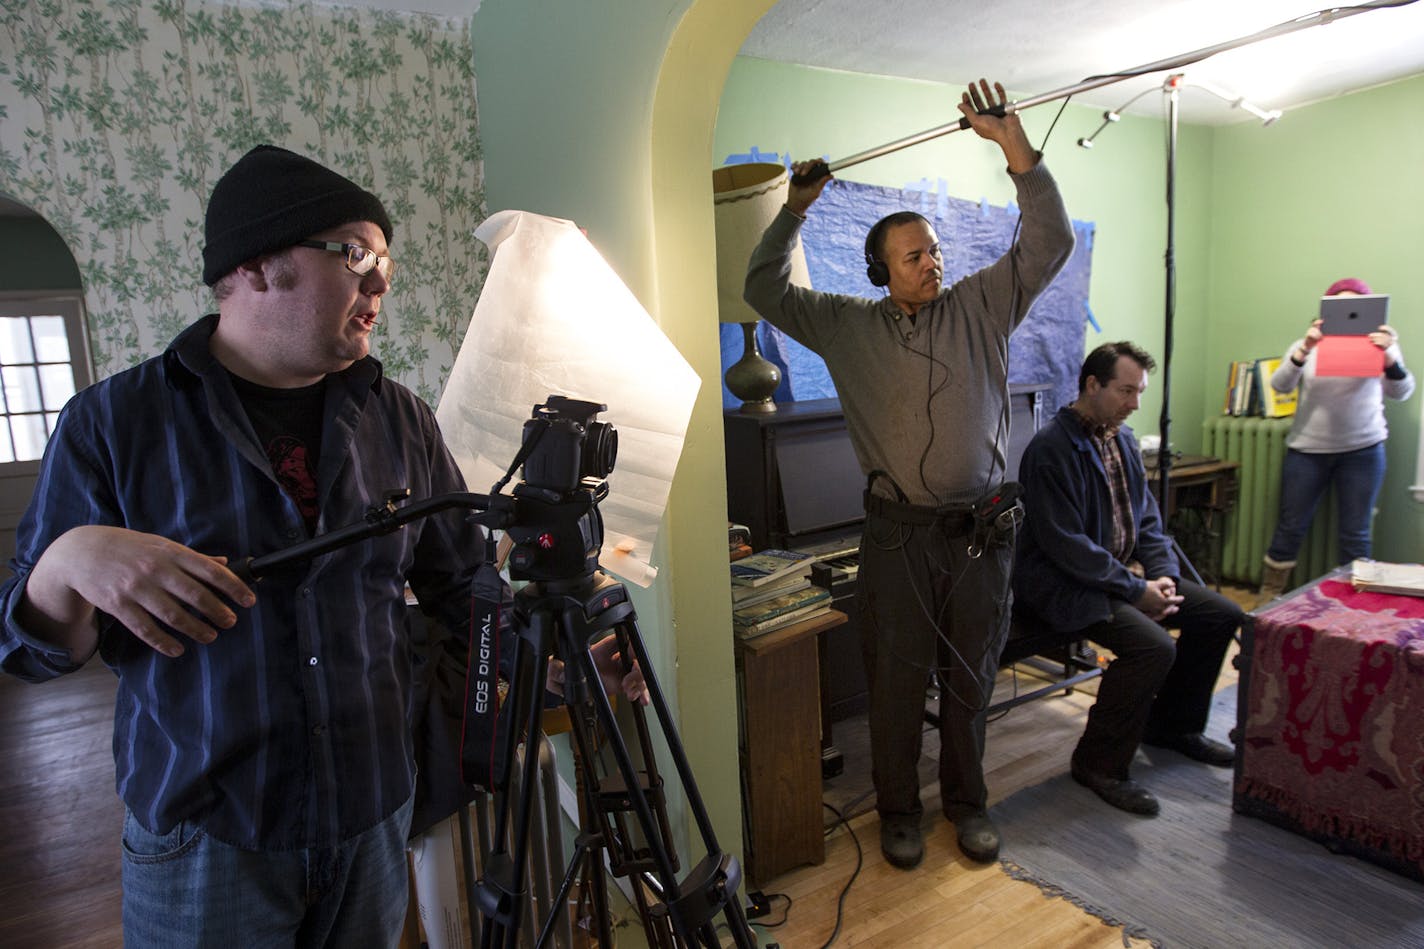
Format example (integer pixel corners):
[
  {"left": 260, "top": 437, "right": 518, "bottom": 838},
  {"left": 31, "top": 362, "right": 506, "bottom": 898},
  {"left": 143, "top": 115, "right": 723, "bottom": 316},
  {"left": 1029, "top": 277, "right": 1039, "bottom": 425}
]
[{"left": 0, "top": 192, "right": 92, "bottom": 566}]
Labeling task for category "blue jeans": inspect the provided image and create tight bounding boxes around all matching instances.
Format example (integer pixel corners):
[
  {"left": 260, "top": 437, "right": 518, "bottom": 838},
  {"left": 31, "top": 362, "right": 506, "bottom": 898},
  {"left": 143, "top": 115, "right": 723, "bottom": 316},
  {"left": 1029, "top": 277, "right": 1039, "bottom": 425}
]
[
  {"left": 121, "top": 794, "right": 413, "bottom": 948},
  {"left": 1266, "top": 443, "right": 1386, "bottom": 564}
]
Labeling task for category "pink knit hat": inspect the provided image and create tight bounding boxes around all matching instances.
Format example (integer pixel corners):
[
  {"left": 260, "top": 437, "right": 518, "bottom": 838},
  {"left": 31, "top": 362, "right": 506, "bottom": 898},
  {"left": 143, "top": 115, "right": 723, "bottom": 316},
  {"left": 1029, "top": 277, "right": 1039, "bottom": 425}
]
[{"left": 1324, "top": 277, "right": 1371, "bottom": 296}]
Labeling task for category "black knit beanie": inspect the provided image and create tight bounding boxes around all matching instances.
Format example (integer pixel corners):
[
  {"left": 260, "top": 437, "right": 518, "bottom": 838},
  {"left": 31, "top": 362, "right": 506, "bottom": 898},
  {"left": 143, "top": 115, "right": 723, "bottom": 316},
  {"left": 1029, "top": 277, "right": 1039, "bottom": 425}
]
[{"left": 202, "top": 144, "right": 393, "bottom": 286}]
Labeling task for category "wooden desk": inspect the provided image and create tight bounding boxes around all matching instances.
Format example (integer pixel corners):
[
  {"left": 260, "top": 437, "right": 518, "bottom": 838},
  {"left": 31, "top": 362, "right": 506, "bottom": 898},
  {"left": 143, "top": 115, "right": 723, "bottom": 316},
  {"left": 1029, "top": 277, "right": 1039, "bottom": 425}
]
[
  {"left": 735, "top": 609, "right": 845, "bottom": 885},
  {"left": 1146, "top": 454, "right": 1239, "bottom": 585}
]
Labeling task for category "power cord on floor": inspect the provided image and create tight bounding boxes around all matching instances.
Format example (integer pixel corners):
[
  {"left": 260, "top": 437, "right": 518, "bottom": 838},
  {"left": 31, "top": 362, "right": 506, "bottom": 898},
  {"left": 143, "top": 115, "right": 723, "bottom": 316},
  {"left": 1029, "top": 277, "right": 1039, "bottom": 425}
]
[{"left": 816, "top": 801, "right": 863, "bottom": 949}]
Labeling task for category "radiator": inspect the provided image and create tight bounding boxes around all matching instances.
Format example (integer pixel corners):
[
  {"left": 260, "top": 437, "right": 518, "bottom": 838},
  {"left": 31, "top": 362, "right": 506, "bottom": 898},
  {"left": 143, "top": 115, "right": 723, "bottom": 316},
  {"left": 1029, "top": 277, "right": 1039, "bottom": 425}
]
[{"left": 1201, "top": 416, "right": 1338, "bottom": 587}]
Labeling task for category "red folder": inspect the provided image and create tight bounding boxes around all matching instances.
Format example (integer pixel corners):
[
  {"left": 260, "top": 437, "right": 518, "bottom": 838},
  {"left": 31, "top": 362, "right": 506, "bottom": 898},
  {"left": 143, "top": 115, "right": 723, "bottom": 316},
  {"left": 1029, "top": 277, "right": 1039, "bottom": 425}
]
[{"left": 1315, "top": 336, "right": 1384, "bottom": 378}]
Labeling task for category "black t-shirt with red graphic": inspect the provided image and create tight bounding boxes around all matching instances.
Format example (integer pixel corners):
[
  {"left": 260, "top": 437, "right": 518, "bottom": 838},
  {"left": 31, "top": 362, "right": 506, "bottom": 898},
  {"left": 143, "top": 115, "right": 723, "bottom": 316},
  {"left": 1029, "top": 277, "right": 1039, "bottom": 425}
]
[{"left": 229, "top": 373, "right": 325, "bottom": 532}]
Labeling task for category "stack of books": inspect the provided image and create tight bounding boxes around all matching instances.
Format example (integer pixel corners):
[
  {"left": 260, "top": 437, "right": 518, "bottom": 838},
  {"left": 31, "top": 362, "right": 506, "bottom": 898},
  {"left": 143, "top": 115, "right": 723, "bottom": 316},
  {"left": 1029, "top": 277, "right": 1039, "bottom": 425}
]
[
  {"left": 730, "top": 548, "right": 830, "bottom": 639},
  {"left": 1223, "top": 357, "right": 1296, "bottom": 418}
]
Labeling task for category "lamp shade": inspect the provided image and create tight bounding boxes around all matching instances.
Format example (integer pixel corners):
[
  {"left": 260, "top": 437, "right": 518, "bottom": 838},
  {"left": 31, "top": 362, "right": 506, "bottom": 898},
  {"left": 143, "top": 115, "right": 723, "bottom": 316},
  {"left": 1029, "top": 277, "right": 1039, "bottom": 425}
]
[{"left": 712, "top": 162, "right": 811, "bottom": 323}]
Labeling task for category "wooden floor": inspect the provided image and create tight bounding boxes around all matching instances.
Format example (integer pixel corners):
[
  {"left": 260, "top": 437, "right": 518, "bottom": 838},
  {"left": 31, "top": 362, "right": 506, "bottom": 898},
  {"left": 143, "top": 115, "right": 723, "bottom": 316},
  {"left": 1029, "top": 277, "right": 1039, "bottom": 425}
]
[
  {"left": 0, "top": 660, "right": 124, "bottom": 948},
  {"left": 0, "top": 587, "right": 1257, "bottom": 949},
  {"left": 751, "top": 585, "right": 1257, "bottom": 949}
]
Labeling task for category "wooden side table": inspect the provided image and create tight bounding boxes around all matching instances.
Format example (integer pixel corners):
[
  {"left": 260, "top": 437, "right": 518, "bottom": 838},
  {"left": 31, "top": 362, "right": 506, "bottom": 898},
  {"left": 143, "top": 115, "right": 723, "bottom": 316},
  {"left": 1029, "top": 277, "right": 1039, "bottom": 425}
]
[{"left": 734, "top": 609, "right": 845, "bottom": 885}]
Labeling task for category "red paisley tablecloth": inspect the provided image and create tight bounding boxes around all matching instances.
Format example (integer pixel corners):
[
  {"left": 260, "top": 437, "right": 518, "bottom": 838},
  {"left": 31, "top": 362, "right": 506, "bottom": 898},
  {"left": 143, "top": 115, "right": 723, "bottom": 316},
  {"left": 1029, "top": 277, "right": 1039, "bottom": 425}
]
[{"left": 1236, "top": 573, "right": 1424, "bottom": 880}]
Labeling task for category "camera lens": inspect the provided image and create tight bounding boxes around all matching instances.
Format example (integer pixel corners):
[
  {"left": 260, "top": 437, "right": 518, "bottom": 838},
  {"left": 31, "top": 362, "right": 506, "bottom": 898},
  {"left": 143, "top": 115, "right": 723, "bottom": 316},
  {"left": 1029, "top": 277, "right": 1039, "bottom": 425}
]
[{"left": 582, "top": 421, "right": 617, "bottom": 480}]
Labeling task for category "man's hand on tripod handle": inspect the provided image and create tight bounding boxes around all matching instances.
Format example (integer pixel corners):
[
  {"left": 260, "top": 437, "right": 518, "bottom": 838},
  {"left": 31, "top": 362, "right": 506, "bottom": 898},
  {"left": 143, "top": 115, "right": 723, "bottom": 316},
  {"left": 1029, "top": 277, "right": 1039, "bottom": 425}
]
[{"left": 545, "top": 632, "right": 651, "bottom": 706}]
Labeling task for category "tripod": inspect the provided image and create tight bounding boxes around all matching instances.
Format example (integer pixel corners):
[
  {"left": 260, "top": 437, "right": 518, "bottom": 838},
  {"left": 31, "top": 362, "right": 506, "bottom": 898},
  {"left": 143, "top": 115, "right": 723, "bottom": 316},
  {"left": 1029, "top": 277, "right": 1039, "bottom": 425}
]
[
  {"left": 478, "top": 565, "right": 754, "bottom": 948},
  {"left": 237, "top": 481, "right": 755, "bottom": 948}
]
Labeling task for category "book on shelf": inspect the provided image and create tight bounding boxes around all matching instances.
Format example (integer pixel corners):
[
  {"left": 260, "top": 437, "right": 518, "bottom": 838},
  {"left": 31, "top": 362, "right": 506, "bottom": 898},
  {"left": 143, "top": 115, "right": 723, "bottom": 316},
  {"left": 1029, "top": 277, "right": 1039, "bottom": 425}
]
[
  {"left": 734, "top": 599, "right": 833, "bottom": 639},
  {"left": 1255, "top": 357, "right": 1297, "bottom": 418},
  {"left": 731, "top": 575, "right": 812, "bottom": 608},
  {"left": 1223, "top": 357, "right": 1296, "bottom": 418},
  {"left": 732, "top": 584, "right": 830, "bottom": 628},
  {"left": 729, "top": 547, "right": 815, "bottom": 588}
]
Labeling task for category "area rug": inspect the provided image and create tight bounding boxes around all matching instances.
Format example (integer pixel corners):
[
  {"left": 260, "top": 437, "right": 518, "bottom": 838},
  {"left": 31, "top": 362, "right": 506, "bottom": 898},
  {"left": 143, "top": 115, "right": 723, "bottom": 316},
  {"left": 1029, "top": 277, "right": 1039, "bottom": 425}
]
[{"left": 991, "top": 687, "right": 1424, "bottom": 948}]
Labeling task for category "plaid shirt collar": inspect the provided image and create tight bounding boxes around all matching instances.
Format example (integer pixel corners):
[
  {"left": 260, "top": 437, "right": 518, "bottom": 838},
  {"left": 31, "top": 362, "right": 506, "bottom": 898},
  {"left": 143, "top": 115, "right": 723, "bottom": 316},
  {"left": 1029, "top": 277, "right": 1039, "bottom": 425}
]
[{"left": 1070, "top": 404, "right": 1119, "bottom": 441}]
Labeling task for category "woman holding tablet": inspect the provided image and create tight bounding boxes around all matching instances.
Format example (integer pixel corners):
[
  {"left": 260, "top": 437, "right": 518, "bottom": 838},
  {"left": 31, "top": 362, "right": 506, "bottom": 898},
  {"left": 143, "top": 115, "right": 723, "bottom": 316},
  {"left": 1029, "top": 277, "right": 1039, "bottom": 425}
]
[{"left": 1258, "top": 277, "right": 1415, "bottom": 601}]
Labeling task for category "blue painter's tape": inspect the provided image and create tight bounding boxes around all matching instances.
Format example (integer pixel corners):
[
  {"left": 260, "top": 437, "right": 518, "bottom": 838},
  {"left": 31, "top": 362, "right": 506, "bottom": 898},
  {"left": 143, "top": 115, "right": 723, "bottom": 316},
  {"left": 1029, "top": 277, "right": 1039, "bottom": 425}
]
[
  {"left": 1085, "top": 303, "right": 1101, "bottom": 333},
  {"left": 722, "top": 147, "right": 787, "bottom": 166}
]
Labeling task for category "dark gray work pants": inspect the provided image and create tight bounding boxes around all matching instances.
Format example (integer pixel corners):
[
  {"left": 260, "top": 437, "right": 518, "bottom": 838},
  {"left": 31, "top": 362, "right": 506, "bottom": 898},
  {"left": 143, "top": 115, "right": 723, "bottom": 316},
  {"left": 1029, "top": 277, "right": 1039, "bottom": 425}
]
[{"left": 856, "top": 508, "right": 1013, "bottom": 822}]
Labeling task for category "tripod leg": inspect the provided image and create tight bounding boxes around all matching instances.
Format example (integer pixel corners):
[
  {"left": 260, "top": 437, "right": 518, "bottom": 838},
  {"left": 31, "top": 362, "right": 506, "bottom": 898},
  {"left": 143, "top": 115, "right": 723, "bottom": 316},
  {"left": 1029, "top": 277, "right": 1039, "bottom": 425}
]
[
  {"left": 478, "top": 609, "right": 555, "bottom": 949},
  {"left": 558, "top": 593, "right": 755, "bottom": 948}
]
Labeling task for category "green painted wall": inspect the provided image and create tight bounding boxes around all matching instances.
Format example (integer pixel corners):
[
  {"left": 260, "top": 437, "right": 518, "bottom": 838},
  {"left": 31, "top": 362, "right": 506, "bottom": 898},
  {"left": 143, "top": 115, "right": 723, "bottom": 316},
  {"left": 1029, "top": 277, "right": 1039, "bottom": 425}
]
[
  {"left": 715, "top": 59, "right": 1423, "bottom": 563},
  {"left": 714, "top": 57, "right": 1216, "bottom": 456},
  {"left": 1205, "top": 74, "right": 1424, "bottom": 564}
]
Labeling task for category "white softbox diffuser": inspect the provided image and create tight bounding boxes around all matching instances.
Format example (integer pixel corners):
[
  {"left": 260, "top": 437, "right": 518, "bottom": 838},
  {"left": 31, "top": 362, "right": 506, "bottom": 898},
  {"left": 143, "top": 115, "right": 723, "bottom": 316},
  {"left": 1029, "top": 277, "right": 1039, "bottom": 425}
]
[{"left": 434, "top": 210, "right": 701, "bottom": 587}]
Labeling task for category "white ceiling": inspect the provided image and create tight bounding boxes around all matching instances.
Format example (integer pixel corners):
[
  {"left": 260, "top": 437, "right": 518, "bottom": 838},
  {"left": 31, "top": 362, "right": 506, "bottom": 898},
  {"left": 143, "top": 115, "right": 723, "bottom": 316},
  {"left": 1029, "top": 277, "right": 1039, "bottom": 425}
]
[
  {"left": 740, "top": 0, "right": 1424, "bottom": 126},
  {"left": 295, "top": 0, "right": 1423, "bottom": 127}
]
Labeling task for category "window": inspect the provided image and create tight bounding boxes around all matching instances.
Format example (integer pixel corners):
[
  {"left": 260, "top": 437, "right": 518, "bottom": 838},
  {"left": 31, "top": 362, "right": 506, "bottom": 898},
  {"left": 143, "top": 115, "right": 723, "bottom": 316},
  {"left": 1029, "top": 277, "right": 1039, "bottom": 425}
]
[{"left": 0, "top": 296, "right": 91, "bottom": 466}]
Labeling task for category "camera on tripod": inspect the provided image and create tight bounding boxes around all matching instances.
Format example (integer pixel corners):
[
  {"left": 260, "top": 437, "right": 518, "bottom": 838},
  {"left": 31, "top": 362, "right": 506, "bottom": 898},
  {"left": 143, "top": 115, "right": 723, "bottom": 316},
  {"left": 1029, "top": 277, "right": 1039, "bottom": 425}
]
[
  {"left": 235, "top": 394, "right": 755, "bottom": 947},
  {"left": 506, "top": 397, "right": 619, "bottom": 583},
  {"left": 520, "top": 396, "right": 618, "bottom": 495}
]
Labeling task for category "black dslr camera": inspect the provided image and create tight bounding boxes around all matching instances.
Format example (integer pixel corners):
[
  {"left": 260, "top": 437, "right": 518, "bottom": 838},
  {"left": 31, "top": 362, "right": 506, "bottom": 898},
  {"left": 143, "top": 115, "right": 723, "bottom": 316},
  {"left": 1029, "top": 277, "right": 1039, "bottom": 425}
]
[
  {"left": 507, "top": 397, "right": 618, "bottom": 582},
  {"left": 520, "top": 396, "right": 618, "bottom": 495}
]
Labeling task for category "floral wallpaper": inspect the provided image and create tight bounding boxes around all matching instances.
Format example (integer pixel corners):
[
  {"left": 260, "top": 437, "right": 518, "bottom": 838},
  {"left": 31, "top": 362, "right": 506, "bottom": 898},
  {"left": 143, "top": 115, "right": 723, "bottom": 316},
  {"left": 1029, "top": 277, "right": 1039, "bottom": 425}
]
[{"left": 0, "top": 0, "right": 486, "bottom": 403}]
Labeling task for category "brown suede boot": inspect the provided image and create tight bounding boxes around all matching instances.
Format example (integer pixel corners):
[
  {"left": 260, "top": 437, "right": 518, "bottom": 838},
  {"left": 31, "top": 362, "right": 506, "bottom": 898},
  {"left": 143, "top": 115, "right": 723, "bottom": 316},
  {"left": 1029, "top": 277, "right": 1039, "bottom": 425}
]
[{"left": 1257, "top": 556, "right": 1296, "bottom": 606}]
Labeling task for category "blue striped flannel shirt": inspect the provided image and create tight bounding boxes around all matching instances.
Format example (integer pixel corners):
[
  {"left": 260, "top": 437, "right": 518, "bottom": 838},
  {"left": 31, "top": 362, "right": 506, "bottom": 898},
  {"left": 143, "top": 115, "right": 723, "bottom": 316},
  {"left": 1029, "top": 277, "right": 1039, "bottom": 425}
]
[{"left": 0, "top": 315, "right": 486, "bottom": 850}]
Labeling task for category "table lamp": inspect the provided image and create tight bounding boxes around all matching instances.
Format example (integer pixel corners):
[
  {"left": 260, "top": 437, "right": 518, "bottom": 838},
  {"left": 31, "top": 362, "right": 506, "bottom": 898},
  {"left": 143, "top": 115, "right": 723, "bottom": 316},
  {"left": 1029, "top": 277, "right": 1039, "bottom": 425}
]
[{"left": 712, "top": 162, "right": 811, "bottom": 414}]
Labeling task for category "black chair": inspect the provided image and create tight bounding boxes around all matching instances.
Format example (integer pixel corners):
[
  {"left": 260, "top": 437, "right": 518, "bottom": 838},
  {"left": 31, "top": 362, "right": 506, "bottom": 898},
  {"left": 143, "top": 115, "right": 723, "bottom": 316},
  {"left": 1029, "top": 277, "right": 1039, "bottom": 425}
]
[{"left": 926, "top": 536, "right": 1203, "bottom": 722}]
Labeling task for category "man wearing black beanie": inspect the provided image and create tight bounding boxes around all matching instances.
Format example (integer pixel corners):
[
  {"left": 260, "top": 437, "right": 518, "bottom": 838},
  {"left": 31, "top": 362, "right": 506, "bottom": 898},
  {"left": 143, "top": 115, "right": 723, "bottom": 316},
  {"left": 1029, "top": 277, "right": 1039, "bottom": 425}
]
[{"left": 0, "top": 144, "right": 644, "bottom": 946}]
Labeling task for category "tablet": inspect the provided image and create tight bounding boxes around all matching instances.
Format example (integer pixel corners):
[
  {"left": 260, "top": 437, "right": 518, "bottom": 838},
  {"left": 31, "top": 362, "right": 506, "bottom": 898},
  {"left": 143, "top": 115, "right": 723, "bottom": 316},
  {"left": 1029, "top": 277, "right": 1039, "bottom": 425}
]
[{"left": 1319, "top": 294, "right": 1389, "bottom": 335}]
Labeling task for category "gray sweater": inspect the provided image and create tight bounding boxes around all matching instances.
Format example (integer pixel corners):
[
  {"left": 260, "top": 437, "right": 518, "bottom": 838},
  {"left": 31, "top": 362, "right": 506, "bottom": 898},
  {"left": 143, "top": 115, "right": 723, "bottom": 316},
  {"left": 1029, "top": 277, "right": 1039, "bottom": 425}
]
[
  {"left": 743, "top": 162, "right": 1074, "bottom": 506},
  {"left": 1270, "top": 338, "right": 1414, "bottom": 453}
]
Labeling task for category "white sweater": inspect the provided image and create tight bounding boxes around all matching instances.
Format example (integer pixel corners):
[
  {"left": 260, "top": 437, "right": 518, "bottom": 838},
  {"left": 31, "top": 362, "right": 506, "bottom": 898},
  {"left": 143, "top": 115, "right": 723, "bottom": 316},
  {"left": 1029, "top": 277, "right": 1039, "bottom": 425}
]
[{"left": 1270, "top": 339, "right": 1414, "bottom": 453}]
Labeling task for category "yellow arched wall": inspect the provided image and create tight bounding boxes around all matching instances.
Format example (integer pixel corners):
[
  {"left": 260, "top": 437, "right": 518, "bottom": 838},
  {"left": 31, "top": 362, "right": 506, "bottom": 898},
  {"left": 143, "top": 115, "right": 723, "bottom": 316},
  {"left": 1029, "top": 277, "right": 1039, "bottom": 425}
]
[{"left": 647, "top": 0, "right": 779, "bottom": 861}]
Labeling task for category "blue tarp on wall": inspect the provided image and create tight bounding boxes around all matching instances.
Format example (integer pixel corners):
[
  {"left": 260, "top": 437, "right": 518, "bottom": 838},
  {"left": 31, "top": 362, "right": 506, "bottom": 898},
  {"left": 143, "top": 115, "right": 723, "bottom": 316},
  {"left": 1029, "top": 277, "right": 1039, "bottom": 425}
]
[{"left": 719, "top": 161, "right": 1095, "bottom": 421}]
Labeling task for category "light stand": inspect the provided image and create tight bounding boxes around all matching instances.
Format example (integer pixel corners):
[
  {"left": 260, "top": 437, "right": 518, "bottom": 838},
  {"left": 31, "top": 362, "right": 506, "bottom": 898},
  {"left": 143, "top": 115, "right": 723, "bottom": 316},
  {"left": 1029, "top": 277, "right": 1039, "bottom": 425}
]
[
  {"left": 1080, "top": 72, "right": 1281, "bottom": 513},
  {"left": 1161, "top": 73, "right": 1181, "bottom": 513}
]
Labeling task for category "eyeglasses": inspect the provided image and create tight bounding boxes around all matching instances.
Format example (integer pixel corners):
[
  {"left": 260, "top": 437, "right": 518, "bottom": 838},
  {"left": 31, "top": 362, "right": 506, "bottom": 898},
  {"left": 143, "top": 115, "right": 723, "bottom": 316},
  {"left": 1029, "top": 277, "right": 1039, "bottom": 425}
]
[{"left": 296, "top": 240, "right": 397, "bottom": 282}]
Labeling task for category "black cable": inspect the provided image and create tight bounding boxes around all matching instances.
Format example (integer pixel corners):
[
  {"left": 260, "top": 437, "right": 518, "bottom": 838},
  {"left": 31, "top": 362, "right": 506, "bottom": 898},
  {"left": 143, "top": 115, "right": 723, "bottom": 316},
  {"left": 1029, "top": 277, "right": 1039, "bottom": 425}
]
[
  {"left": 861, "top": 86, "right": 1073, "bottom": 720},
  {"left": 817, "top": 802, "right": 863, "bottom": 949}
]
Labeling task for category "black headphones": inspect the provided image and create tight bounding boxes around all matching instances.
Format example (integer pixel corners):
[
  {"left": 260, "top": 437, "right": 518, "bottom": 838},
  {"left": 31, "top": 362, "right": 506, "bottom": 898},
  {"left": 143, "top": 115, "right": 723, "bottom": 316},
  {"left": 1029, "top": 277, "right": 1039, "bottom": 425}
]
[
  {"left": 863, "top": 220, "right": 890, "bottom": 288},
  {"left": 863, "top": 211, "right": 930, "bottom": 288}
]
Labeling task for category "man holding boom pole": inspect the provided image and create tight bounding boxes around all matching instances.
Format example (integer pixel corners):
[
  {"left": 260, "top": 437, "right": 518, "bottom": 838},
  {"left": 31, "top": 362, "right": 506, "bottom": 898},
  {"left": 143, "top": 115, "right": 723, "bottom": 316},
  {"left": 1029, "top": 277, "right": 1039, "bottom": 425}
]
[{"left": 744, "top": 80, "right": 1074, "bottom": 869}]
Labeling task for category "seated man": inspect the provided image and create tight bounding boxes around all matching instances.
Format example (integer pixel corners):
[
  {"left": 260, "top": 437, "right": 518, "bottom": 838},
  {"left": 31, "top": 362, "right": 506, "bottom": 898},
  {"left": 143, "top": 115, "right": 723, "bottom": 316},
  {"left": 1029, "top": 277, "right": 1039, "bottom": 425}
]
[{"left": 1014, "top": 341, "right": 1243, "bottom": 815}]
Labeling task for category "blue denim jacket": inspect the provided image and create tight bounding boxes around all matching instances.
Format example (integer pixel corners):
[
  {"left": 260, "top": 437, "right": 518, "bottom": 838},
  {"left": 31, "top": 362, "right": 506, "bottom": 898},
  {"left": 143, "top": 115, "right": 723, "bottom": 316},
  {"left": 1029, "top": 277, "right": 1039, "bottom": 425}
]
[{"left": 1013, "top": 406, "right": 1178, "bottom": 632}]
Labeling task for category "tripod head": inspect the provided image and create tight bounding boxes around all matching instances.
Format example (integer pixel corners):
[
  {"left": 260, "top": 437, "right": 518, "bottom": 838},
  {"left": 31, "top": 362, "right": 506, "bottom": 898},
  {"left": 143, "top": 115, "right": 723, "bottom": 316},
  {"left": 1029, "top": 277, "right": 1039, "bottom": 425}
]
[{"left": 505, "top": 396, "right": 617, "bottom": 585}]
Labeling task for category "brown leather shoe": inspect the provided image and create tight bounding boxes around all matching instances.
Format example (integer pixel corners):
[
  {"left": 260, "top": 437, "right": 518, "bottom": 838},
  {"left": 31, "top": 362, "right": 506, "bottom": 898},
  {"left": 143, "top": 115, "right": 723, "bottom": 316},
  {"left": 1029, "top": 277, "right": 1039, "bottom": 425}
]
[{"left": 1070, "top": 761, "right": 1160, "bottom": 816}]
